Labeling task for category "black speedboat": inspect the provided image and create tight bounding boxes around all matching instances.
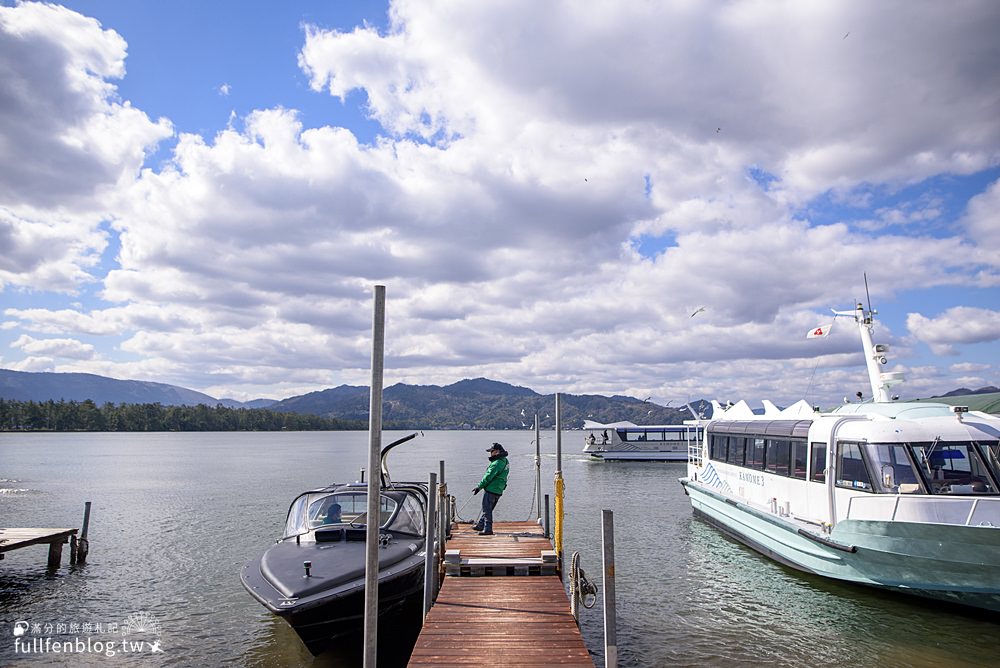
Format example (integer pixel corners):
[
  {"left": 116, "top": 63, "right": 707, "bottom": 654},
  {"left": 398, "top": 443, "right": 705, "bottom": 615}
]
[{"left": 241, "top": 434, "right": 429, "bottom": 656}]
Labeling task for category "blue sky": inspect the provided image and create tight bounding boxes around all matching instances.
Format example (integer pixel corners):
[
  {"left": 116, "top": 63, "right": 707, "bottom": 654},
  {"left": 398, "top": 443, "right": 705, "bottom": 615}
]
[{"left": 0, "top": 1, "right": 998, "bottom": 408}]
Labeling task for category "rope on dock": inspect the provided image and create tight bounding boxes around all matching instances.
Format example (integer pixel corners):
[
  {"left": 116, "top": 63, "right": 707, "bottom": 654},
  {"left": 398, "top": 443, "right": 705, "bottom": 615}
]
[{"left": 569, "top": 551, "right": 599, "bottom": 620}]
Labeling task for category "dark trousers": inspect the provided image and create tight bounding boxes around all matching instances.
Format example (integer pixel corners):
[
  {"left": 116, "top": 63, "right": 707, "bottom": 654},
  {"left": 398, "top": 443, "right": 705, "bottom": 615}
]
[{"left": 475, "top": 491, "right": 501, "bottom": 532}]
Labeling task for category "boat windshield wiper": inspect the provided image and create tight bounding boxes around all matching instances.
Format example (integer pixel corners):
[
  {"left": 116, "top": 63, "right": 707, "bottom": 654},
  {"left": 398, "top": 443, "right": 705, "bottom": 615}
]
[{"left": 924, "top": 436, "right": 942, "bottom": 476}]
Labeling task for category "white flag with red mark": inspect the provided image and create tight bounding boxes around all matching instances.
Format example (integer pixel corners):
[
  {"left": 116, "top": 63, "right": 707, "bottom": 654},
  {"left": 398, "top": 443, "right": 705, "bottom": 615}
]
[{"left": 806, "top": 323, "right": 833, "bottom": 338}]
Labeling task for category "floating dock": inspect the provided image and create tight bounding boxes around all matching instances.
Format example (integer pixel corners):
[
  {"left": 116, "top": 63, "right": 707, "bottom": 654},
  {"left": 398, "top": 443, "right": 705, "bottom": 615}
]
[{"left": 408, "top": 521, "right": 593, "bottom": 667}]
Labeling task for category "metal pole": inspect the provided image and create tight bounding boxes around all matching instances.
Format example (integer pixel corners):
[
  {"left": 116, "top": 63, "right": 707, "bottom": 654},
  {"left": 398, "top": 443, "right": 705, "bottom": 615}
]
[
  {"left": 534, "top": 414, "right": 541, "bottom": 520},
  {"left": 363, "top": 285, "right": 386, "bottom": 668},
  {"left": 602, "top": 509, "right": 617, "bottom": 668},
  {"left": 544, "top": 494, "right": 550, "bottom": 538},
  {"left": 439, "top": 460, "right": 448, "bottom": 543},
  {"left": 554, "top": 393, "right": 564, "bottom": 573},
  {"left": 423, "top": 471, "right": 438, "bottom": 620}
]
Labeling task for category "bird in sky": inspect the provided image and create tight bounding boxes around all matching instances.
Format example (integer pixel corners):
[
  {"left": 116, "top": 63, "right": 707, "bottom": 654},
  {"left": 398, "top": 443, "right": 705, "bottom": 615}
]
[
  {"left": 843, "top": 31, "right": 850, "bottom": 39},
  {"left": 690, "top": 306, "right": 706, "bottom": 317}
]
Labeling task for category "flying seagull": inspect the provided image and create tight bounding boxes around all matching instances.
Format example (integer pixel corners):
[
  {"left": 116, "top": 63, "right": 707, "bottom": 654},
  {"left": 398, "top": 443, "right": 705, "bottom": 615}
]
[
  {"left": 690, "top": 306, "right": 706, "bottom": 318},
  {"left": 843, "top": 31, "right": 850, "bottom": 39}
]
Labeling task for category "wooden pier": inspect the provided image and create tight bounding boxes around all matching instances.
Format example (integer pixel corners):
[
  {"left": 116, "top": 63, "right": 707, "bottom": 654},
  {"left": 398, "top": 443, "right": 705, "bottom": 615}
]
[
  {"left": 0, "top": 528, "right": 78, "bottom": 569},
  {"left": 408, "top": 521, "right": 593, "bottom": 667}
]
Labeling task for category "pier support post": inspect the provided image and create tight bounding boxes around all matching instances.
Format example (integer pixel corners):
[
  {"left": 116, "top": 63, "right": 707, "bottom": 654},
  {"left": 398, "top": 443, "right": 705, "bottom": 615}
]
[
  {"left": 46, "top": 540, "right": 63, "bottom": 570},
  {"left": 423, "top": 471, "right": 438, "bottom": 620},
  {"left": 534, "top": 413, "right": 542, "bottom": 520},
  {"left": 77, "top": 501, "right": 91, "bottom": 564},
  {"left": 363, "top": 285, "right": 386, "bottom": 668},
  {"left": 544, "top": 494, "right": 550, "bottom": 538},
  {"left": 602, "top": 509, "right": 617, "bottom": 668},
  {"left": 554, "top": 393, "right": 564, "bottom": 575}
]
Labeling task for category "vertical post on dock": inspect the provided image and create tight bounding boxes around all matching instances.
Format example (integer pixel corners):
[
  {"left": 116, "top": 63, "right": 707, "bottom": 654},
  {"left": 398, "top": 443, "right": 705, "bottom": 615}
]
[
  {"left": 363, "top": 285, "right": 386, "bottom": 668},
  {"left": 439, "top": 460, "right": 448, "bottom": 543},
  {"left": 423, "top": 471, "right": 438, "bottom": 620},
  {"left": 544, "top": 494, "right": 550, "bottom": 538},
  {"left": 554, "top": 393, "right": 564, "bottom": 573},
  {"left": 534, "top": 413, "right": 542, "bottom": 520},
  {"left": 602, "top": 509, "right": 617, "bottom": 668},
  {"left": 77, "top": 501, "right": 91, "bottom": 564}
]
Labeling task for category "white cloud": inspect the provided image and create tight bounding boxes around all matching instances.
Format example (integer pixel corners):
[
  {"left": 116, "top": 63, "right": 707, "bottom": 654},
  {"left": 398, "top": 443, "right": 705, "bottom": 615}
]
[
  {"left": 961, "top": 178, "right": 1000, "bottom": 254},
  {"left": 907, "top": 307, "right": 1000, "bottom": 356},
  {"left": 1, "top": 1, "right": 999, "bottom": 405},
  {"left": 0, "top": 2, "right": 171, "bottom": 292},
  {"left": 10, "top": 334, "right": 95, "bottom": 360}
]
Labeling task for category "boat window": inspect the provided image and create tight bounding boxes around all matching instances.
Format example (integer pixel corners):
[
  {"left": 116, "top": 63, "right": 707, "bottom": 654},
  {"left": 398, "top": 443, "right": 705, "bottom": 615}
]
[
  {"left": 909, "top": 441, "right": 998, "bottom": 495},
  {"left": 981, "top": 441, "right": 1000, "bottom": 486},
  {"left": 746, "top": 437, "right": 766, "bottom": 471},
  {"left": 791, "top": 441, "right": 808, "bottom": 480},
  {"left": 862, "top": 443, "right": 923, "bottom": 493},
  {"left": 709, "top": 434, "right": 728, "bottom": 462},
  {"left": 836, "top": 442, "right": 873, "bottom": 491},
  {"left": 810, "top": 442, "right": 826, "bottom": 483},
  {"left": 727, "top": 437, "right": 746, "bottom": 466},
  {"left": 386, "top": 493, "right": 426, "bottom": 536},
  {"left": 284, "top": 495, "right": 309, "bottom": 537},
  {"left": 765, "top": 439, "right": 791, "bottom": 476}
]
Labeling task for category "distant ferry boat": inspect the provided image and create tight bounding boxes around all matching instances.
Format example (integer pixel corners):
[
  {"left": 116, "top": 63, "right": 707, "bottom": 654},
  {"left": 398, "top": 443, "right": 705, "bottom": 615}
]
[
  {"left": 583, "top": 420, "right": 704, "bottom": 461},
  {"left": 681, "top": 303, "right": 1000, "bottom": 612}
]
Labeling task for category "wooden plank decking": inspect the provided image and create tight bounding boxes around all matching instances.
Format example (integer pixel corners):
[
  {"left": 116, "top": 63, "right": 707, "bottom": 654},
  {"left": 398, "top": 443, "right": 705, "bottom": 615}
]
[
  {"left": 408, "top": 521, "right": 594, "bottom": 667},
  {"left": 0, "top": 528, "right": 78, "bottom": 568}
]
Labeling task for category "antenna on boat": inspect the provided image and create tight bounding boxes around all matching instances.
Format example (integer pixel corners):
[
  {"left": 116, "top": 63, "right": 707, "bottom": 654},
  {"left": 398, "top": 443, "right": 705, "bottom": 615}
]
[
  {"left": 831, "top": 279, "right": 905, "bottom": 403},
  {"left": 864, "top": 272, "right": 873, "bottom": 317}
]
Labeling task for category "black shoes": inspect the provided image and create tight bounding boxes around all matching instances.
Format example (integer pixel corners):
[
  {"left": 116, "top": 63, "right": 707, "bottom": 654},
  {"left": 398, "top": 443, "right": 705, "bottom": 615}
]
[{"left": 478, "top": 530, "right": 494, "bottom": 535}]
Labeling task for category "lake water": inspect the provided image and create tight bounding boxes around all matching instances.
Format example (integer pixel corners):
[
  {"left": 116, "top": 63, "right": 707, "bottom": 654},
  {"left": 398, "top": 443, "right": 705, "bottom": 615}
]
[{"left": 1, "top": 431, "right": 998, "bottom": 667}]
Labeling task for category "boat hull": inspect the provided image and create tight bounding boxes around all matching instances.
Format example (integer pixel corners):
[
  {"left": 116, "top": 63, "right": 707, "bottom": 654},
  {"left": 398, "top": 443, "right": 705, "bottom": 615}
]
[
  {"left": 241, "top": 543, "right": 426, "bottom": 655},
  {"left": 682, "top": 477, "right": 1000, "bottom": 612},
  {"left": 588, "top": 450, "right": 687, "bottom": 461}
]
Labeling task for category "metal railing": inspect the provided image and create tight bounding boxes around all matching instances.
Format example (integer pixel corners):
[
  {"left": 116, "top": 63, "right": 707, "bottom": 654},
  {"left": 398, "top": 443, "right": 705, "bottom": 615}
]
[{"left": 845, "top": 494, "right": 1000, "bottom": 527}]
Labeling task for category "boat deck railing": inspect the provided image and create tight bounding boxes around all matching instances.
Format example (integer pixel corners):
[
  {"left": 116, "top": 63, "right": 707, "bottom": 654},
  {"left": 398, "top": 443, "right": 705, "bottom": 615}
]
[{"left": 845, "top": 494, "right": 1000, "bottom": 527}]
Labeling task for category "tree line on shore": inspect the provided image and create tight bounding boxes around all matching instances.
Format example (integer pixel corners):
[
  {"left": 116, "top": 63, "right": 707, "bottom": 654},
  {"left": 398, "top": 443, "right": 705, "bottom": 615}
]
[{"left": 0, "top": 399, "right": 363, "bottom": 432}]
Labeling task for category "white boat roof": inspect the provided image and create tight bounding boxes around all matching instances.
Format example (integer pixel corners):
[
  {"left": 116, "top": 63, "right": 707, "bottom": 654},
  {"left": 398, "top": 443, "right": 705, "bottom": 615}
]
[{"left": 583, "top": 420, "right": 697, "bottom": 429}]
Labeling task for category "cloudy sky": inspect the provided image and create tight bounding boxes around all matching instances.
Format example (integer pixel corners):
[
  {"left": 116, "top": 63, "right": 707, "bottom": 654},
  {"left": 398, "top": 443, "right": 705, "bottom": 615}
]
[{"left": 1, "top": 0, "right": 998, "bottom": 408}]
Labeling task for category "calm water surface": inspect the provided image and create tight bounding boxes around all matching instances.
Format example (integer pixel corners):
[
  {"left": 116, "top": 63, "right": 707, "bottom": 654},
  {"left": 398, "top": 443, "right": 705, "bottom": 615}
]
[{"left": 1, "top": 431, "right": 998, "bottom": 667}]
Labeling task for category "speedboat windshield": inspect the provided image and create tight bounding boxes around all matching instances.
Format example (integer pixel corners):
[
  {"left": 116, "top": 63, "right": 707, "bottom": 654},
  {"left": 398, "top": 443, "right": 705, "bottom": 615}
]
[
  {"left": 282, "top": 488, "right": 426, "bottom": 537},
  {"left": 284, "top": 492, "right": 399, "bottom": 537}
]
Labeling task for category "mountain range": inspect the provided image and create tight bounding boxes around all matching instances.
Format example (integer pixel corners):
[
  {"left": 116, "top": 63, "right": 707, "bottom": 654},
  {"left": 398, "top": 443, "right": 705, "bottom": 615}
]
[
  {"left": 2, "top": 369, "right": 997, "bottom": 430},
  {"left": 0, "top": 369, "right": 697, "bottom": 429}
]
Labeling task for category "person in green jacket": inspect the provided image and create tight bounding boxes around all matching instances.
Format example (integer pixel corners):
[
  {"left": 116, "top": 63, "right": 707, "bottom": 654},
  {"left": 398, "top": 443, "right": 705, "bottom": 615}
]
[{"left": 472, "top": 442, "right": 509, "bottom": 535}]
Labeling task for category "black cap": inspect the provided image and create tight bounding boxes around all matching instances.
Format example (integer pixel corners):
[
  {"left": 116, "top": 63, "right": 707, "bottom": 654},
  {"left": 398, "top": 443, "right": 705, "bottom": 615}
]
[{"left": 487, "top": 442, "right": 502, "bottom": 451}]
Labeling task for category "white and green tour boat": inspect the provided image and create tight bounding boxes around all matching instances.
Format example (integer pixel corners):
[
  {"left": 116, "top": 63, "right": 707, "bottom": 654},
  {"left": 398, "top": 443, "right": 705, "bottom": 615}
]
[
  {"left": 583, "top": 420, "right": 703, "bottom": 461},
  {"left": 681, "top": 303, "right": 1000, "bottom": 612}
]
